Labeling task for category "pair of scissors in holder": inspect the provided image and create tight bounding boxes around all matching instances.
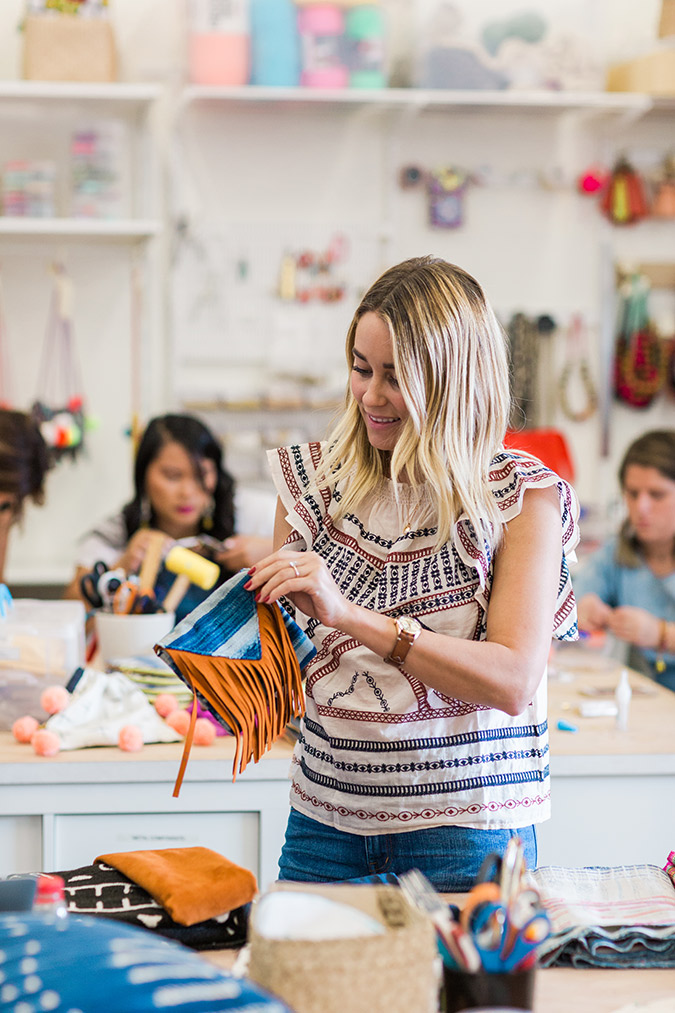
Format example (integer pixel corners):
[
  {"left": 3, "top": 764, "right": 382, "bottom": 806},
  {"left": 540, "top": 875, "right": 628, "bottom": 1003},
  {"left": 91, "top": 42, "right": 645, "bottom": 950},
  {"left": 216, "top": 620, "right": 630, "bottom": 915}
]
[
  {"left": 112, "top": 577, "right": 140, "bottom": 615},
  {"left": 97, "top": 568, "right": 126, "bottom": 611},
  {"left": 80, "top": 561, "right": 108, "bottom": 610},
  {"left": 467, "top": 886, "right": 550, "bottom": 973}
]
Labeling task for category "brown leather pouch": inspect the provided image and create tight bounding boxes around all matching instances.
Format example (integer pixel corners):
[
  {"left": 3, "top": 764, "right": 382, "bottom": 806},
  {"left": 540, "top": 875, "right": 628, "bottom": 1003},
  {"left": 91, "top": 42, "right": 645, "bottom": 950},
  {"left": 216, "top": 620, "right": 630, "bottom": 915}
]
[{"left": 95, "top": 846, "right": 257, "bottom": 926}]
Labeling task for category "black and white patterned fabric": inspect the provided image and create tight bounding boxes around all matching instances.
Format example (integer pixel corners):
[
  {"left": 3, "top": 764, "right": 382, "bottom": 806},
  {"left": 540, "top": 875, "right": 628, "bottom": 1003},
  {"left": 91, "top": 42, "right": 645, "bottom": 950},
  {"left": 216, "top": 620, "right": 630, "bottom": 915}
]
[{"left": 53, "top": 861, "right": 249, "bottom": 951}]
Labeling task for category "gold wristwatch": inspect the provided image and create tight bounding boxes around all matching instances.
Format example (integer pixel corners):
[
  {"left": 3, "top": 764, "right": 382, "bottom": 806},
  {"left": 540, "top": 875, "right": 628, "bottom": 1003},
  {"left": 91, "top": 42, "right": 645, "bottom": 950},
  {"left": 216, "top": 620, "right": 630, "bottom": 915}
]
[{"left": 384, "top": 616, "right": 422, "bottom": 666}]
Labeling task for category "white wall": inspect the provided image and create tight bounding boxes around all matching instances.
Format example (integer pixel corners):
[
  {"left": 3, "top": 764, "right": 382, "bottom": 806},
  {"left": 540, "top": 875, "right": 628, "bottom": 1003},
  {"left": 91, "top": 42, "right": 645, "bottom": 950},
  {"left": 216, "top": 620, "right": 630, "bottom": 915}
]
[{"left": 0, "top": 0, "right": 672, "bottom": 584}]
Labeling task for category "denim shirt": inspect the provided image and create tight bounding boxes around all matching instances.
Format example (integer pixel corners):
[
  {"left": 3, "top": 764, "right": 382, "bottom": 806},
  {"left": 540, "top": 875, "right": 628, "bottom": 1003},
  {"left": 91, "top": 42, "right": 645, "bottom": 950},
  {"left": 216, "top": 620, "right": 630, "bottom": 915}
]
[{"left": 573, "top": 537, "right": 675, "bottom": 692}]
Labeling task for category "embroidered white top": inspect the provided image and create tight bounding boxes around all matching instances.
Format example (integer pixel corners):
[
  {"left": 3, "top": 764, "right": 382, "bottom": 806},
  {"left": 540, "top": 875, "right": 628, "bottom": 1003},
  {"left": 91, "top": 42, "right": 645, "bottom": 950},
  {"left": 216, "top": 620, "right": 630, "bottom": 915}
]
[{"left": 268, "top": 442, "right": 580, "bottom": 835}]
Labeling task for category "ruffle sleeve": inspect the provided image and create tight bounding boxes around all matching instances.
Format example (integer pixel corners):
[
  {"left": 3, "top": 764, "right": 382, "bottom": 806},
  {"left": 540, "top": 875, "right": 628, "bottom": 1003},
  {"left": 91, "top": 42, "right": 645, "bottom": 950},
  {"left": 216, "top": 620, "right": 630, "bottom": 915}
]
[
  {"left": 454, "top": 450, "right": 581, "bottom": 641},
  {"left": 266, "top": 442, "right": 333, "bottom": 551}
]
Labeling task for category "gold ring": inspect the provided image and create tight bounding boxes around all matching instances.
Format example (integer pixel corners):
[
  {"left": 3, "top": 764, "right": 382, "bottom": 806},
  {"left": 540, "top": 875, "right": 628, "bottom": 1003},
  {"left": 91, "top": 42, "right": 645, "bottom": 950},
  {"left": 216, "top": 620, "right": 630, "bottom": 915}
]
[{"left": 289, "top": 560, "right": 300, "bottom": 578}]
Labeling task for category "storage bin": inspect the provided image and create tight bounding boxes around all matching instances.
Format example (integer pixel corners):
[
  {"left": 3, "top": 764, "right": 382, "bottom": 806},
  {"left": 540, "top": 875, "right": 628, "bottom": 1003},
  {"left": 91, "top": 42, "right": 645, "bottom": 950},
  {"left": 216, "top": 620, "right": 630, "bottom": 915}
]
[
  {"left": 250, "top": 0, "right": 300, "bottom": 86},
  {"left": 187, "top": 0, "right": 250, "bottom": 85},
  {"left": 298, "top": 4, "right": 348, "bottom": 88},
  {"left": 22, "top": 14, "right": 118, "bottom": 83},
  {"left": 247, "top": 883, "right": 438, "bottom": 1013},
  {"left": 0, "top": 600, "right": 86, "bottom": 729}
]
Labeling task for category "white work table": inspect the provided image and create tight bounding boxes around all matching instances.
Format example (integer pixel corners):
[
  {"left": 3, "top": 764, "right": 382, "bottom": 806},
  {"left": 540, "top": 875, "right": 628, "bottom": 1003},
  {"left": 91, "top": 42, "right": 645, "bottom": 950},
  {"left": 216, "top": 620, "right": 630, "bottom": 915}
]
[
  {"left": 1, "top": 657, "right": 673, "bottom": 887},
  {"left": 0, "top": 733, "right": 294, "bottom": 890}
]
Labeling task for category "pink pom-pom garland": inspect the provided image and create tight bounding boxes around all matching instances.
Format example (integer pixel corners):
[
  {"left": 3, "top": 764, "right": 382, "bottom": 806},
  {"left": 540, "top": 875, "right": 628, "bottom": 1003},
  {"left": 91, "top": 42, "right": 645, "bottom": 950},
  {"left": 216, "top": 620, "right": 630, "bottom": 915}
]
[
  {"left": 118, "top": 725, "right": 144, "bottom": 752},
  {"left": 12, "top": 715, "right": 39, "bottom": 743},
  {"left": 31, "top": 729, "right": 61, "bottom": 757},
  {"left": 154, "top": 693, "right": 179, "bottom": 718},
  {"left": 166, "top": 709, "right": 191, "bottom": 736},
  {"left": 193, "top": 717, "right": 216, "bottom": 746},
  {"left": 40, "top": 685, "right": 70, "bottom": 715}
]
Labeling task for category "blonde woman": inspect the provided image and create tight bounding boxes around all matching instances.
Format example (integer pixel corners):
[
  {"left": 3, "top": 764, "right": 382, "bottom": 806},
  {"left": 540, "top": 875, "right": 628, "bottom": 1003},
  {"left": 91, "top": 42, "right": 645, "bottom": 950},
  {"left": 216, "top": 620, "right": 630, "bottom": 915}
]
[{"left": 246, "top": 256, "right": 580, "bottom": 890}]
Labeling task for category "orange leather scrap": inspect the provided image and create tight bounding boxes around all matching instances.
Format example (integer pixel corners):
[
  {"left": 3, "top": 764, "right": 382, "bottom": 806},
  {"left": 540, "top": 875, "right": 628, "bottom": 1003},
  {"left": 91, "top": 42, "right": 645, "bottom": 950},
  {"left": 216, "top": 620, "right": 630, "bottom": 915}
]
[{"left": 95, "top": 846, "right": 257, "bottom": 926}]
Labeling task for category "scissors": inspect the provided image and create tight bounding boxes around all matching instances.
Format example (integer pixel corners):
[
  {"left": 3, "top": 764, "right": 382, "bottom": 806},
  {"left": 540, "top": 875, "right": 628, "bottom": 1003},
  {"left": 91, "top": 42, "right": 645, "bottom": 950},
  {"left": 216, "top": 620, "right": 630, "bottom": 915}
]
[
  {"left": 112, "top": 577, "right": 140, "bottom": 615},
  {"left": 467, "top": 887, "right": 550, "bottom": 972},
  {"left": 80, "top": 561, "right": 108, "bottom": 610},
  {"left": 96, "top": 568, "right": 126, "bottom": 612}
]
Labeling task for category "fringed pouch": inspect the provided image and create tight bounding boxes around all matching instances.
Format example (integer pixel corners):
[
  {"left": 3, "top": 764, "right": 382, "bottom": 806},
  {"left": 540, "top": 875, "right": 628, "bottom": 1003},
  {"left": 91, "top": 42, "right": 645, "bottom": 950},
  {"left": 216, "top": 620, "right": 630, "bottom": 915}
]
[{"left": 155, "top": 570, "right": 315, "bottom": 796}]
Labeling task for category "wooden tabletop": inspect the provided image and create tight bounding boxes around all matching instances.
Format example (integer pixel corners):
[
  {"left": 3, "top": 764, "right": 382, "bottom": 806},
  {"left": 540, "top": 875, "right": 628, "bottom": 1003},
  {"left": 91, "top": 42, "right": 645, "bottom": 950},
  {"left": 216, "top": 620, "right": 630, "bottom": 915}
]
[
  {"left": 202, "top": 946, "right": 675, "bottom": 1013},
  {"left": 547, "top": 649, "right": 675, "bottom": 761},
  {"left": 201, "top": 886, "right": 675, "bottom": 1013}
]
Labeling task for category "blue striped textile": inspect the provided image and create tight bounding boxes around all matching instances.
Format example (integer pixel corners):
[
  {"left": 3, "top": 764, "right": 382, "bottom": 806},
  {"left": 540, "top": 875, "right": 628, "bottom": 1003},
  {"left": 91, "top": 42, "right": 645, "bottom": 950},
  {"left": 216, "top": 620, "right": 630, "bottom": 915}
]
[{"left": 156, "top": 569, "right": 316, "bottom": 669}]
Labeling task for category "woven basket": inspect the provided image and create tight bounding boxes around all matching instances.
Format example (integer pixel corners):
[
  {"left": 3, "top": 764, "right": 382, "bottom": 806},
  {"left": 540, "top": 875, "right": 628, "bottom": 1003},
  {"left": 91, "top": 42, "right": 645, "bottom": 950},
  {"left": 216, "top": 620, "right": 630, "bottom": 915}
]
[
  {"left": 247, "top": 884, "right": 438, "bottom": 1013},
  {"left": 22, "top": 14, "right": 117, "bottom": 82}
]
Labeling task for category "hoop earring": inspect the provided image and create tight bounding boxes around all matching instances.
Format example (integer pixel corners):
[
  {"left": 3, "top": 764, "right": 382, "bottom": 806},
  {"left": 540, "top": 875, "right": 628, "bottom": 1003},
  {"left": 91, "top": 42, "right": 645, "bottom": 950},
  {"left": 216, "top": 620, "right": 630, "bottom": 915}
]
[
  {"left": 140, "top": 496, "right": 151, "bottom": 527},
  {"left": 202, "top": 496, "right": 214, "bottom": 531}
]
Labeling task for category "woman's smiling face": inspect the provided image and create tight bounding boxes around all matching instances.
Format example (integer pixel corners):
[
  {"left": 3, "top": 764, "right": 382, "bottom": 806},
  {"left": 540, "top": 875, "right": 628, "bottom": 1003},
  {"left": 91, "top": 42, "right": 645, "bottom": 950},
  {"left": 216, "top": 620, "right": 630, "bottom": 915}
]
[{"left": 350, "top": 312, "right": 409, "bottom": 452}]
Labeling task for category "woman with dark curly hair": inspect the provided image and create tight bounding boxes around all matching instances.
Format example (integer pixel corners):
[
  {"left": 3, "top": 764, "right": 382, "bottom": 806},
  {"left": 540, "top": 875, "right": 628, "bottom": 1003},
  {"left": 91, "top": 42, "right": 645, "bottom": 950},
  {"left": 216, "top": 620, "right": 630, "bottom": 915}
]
[
  {"left": 0, "top": 408, "right": 50, "bottom": 582},
  {"left": 64, "top": 414, "right": 272, "bottom": 621}
]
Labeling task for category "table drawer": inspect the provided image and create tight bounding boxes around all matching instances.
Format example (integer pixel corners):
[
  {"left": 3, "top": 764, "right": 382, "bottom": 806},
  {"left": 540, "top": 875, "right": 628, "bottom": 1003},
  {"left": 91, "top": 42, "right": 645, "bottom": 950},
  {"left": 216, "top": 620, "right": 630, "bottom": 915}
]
[{"left": 52, "top": 811, "right": 259, "bottom": 877}]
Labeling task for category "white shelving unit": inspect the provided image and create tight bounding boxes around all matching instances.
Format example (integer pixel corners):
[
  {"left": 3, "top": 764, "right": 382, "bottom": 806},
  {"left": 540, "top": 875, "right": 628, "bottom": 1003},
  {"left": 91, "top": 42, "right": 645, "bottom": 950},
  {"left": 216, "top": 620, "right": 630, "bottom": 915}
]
[
  {"left": 0, "top": 80, "right": 167, "bottom": 588},
  {"left": 0, "top": 80, "right": 164, "bottom": 233}
]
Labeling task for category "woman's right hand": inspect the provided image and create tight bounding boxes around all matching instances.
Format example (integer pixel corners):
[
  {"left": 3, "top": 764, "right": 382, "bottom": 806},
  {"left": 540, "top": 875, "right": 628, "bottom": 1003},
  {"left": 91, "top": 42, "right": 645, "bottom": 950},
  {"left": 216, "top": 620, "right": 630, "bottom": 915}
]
[
  {"left": 576, "top": 592, "right": 613, "bottom": 633},
  {"left": 245, "top": 549, "right": 353, "bottom": 630},
  {"left": 115, "top": 529, "right": 172, "bottom": 575}
]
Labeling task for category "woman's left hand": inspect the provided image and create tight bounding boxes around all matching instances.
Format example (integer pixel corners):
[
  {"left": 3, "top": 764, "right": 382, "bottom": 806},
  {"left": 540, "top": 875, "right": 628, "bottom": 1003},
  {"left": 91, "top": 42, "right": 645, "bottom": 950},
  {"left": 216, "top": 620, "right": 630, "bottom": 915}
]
[
  {"left": 214, "top": 535, "right": 273, "bottom": 572},
  {"left": 608, "top": 605, "right": 662, "bottom": 649},
  {"left": 245, "top": 549, "right": 352, "bottom": 630}
]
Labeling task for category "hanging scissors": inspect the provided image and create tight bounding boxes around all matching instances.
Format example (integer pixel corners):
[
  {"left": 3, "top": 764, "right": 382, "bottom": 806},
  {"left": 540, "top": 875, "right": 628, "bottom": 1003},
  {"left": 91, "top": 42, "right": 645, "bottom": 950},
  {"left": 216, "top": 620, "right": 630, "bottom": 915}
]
[{"left": 80, "top": 561, "right": 108, "bottom": 610}]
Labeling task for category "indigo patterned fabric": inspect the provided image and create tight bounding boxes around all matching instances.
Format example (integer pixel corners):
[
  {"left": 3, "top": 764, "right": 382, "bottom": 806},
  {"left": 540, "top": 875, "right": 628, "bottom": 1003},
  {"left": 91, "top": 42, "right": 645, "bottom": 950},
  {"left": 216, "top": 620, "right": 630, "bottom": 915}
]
[
  {"left": 158, "top": 569, "right": 315, "bottom": 666},
  {"left": 267, "top": 443, "right": 580, "bottom": 837},
  {"left": 0, "top": 912, "right": 291, "bottom": 1012}
]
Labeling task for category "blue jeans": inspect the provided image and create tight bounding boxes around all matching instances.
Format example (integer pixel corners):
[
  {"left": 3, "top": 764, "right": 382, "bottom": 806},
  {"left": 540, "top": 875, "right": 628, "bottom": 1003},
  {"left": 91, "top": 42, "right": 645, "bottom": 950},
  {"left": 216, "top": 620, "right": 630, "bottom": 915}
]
[{"left": 278, "top": 808, "right": 538, "bottom": 892}]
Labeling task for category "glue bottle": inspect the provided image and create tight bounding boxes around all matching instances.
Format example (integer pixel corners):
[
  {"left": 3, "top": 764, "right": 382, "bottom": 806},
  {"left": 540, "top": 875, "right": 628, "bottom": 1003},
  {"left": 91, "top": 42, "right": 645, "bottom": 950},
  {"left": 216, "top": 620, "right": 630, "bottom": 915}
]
[
  {"left": 615, "top": 668, "right": 632, "bottom": 731},
  {"left": 33, "top": 875, "right": 68, "bottom": 920}
]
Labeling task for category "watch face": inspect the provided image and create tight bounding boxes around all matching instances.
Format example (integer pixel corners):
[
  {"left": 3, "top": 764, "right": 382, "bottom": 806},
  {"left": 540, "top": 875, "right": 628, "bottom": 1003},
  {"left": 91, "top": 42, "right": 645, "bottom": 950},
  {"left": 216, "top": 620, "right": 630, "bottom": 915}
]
[{"left": 398, "top": 617, "right": 420, "bottom": 635}]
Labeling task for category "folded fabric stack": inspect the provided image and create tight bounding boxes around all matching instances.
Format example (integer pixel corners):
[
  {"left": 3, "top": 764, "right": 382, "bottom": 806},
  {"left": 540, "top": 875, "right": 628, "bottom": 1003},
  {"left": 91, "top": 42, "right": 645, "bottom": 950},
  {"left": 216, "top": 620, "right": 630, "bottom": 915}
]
[
  {"left": 53, "top": 845, "right": 258, "bottom": 951},
  {"left": 532, "top": 863, "right": 675, "bottom": 968},
  {"left": 111, "top": 654, "right": 193, "bottom": 708}
]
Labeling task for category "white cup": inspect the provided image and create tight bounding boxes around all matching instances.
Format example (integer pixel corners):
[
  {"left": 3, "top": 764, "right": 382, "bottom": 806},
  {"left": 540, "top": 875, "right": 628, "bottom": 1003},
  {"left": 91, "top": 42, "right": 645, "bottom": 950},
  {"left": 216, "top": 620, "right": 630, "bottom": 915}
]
[{"left": 95, "top": 611, "right": 176, "bottom": 666}]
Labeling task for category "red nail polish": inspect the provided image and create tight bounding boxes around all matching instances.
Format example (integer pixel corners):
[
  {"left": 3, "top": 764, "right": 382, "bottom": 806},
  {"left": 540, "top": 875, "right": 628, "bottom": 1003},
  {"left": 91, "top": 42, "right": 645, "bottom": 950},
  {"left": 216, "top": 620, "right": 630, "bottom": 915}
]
[
  {"left": 244, "top": 580, "right": 253, "bottom": 590},
  {"left": 247, "top": 567, "right": 256, "bottom": 576},
  {"left": 254, "top": 593, "right": 260, "bottom": 602}
]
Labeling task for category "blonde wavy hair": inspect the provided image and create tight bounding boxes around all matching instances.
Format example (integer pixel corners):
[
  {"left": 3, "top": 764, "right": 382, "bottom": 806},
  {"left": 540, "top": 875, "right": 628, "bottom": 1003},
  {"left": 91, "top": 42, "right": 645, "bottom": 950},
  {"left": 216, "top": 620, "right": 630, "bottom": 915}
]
[{"left": 316, "top": 256, "right": 511, "bottom": 549}]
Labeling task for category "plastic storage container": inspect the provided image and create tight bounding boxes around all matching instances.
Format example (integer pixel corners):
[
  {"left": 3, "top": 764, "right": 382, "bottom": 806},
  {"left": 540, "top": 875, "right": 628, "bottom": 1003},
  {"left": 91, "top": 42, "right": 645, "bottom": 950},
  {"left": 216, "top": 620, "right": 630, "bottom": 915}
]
[
  {"left": 0, "top": 599, "right": 85, "bottom": 730},
  {"left": 187, "top": 0, "right": 250, "bottom": 86},
  {"left": 250, "top": 0, "right": 300, "bottom": 86},
  {"left": 298, "top": 4, "right": 348, "bottom": 88},
  {"left": 345, "top": 5, "right": 386, "bottom": 88}
]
